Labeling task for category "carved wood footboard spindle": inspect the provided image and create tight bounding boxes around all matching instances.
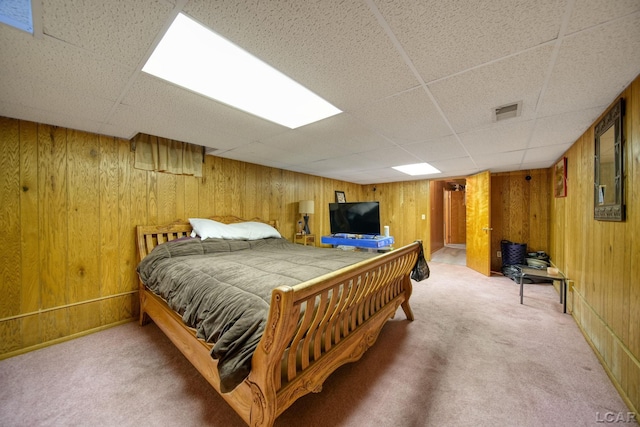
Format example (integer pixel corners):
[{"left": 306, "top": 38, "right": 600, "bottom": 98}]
[{"left": 249, "top": 242, "right": 419, "bottom": 426}]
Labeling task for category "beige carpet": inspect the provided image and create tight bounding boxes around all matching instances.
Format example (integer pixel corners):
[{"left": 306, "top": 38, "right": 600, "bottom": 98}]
[
  {"left": 0, "top": 262, "right": 634, "bottom": 427},
  {"left": 430, "top": 244, "right": 466, "bottom": 266}
]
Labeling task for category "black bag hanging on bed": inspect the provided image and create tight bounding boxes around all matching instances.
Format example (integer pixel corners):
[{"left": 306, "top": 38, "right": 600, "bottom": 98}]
[{"left": 411, "top": 241, "right": 430, "bottom": 282}]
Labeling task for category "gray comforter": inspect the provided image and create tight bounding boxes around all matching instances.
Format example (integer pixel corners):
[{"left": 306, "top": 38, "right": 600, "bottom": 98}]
[{"left": 136, "top": 237, "right": 376, "bottom": 392}]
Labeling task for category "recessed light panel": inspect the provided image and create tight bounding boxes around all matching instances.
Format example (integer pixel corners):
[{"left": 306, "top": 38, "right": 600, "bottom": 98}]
[
  {"left": 392, "top": 163, "right": 441, "bottom": 176},
  {"left": 143, "top": 13, "right": 341, "bottom": 129}
]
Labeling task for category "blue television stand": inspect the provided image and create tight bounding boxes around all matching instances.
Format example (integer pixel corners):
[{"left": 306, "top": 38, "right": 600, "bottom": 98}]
[{"left": 321, "top": 234, "right": 394, "bottom": 250}]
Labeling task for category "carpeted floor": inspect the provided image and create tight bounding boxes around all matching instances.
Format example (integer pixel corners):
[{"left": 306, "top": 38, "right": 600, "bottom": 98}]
[
  {"left": 0, "top": 262, "right": 635, "bottom": 427},
  {"left": 430, "top": 244, "right": 466, "bottom": 265}
]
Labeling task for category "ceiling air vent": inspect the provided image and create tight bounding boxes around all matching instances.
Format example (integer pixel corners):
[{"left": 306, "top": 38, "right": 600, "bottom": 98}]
[{"left": 493, "top": 101, "right": 522, "bottom": 122}]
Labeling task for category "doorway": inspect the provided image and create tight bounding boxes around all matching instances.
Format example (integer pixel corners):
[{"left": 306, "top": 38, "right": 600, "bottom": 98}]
[
  {"left": 429, "top": 171, "right": 492, "bottom": 275},
  {"left": 430, "top": 179, "right": 467, "bottom": 266}
]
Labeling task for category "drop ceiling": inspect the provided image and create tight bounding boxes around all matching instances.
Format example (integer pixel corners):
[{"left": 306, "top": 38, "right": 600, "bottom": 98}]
[{"left": 1, "top": 0, "right": 639, "bottom": 184}]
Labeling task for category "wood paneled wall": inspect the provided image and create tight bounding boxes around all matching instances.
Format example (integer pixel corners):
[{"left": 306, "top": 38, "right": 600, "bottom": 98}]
[
  {"left": 429, "top": 180, "right": 445, "bottom": 255},
  {"left": 446, "top": 190, "right": 466, "bottom": 244},
  {"left": 549, "top": 75, "right": 640, "bottom": 414},
  {"left": 0, "top": 117, "right": 363, "bottom": 357},
  {"left": 490, "top": 169, "right": 551, "bottom": 271},
  {"left": 363, "top": 180, "right": 430, "bottom": 253}
]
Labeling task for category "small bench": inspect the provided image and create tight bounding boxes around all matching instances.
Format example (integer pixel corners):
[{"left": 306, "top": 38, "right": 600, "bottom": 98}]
[{"left": 516, "top": 265, "right": 567, "bottom": 313}]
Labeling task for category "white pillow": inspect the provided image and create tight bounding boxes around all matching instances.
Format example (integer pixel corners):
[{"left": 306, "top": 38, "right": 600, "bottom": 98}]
[
  {"left": 188, "top": 218, "right": 244, "bottom": 240},
  {"left": 228, "top": 221, "right": 282, "bottom": 240}
]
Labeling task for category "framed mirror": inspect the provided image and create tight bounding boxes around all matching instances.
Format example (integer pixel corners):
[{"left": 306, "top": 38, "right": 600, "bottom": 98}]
[{"left": 594, "top": 98, "right": 625, "bottom": 221}]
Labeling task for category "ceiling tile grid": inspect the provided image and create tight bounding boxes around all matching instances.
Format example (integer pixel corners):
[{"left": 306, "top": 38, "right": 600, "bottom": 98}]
[
  {"left": 296, "top": 152, "right": 385, "bottom": 174},
  {"left": 0, "top": 97, "right": 111, "bottom": 137},
  {"left": 528, "top": 106, "right": 605, "bottom": 149},
  {"left": 282, "top": 113, "right": 397, "bottom": 154},
  {"left": 184, "top": 0, "right": 419, "bottom": 112},
  {"left": 459, "top": 120, "right": 536, "bottom": 157},
  {"left": 565, "top": 0, "right": 640, "bottom": 34},
  {"left": 373, "top": 0, "right": 567, "bottom": 82},
  {"left": 538, "top": 11, "right": 640, "bottom": 118},
  {"left": 523, "top": 143, "right": 574, "bottom": 164},
  {"left": 41, "top": 0, "right": 175, "bottom": 68},
  {"left": 429, "top": 156, "right": 479, "bottom": 177},
  {"left": 401, "top": 135, "right": 470, "bottom": 163},
  {"left": 0, "top": 25, "right": 132, "bottom": 119},
  {"left": 349, "top": 86, "right": 453, "bottom": 143},
  {"left": 1, "top": 0, "right": 638, "bottom": 184},
  {"left": 473, "top": 150, "right": 528, "bottom": 170},
  {"left": 428, "top": 45, "right": 554, "bottom": 134}
]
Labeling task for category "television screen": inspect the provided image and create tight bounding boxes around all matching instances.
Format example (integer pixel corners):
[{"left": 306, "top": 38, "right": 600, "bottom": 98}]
[{"left": 329, "top": 202, "right": 380, "bottom": 235}]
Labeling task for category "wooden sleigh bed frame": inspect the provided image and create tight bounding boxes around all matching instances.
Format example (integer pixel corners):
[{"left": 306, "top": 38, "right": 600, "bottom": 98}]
[{"left": 136, "top": 216, "right": 420, "bottom": 427}]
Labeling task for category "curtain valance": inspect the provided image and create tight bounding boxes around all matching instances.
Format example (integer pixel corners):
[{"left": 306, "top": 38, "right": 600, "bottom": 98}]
[{"left": 132, "top": 133, "right": 203, "bottom": 177}]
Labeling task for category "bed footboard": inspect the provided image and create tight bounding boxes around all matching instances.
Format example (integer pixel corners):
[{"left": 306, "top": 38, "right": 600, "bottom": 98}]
[{"left": 247, "top": 241, "right": 420, "bottom": 426}]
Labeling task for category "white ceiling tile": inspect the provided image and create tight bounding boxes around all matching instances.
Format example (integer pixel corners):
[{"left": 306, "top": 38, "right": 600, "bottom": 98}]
[
  {"left": 330, "top": 167, "right": 405, "bottom": 184},
  {"left": 0, "top": 27, "right": 132, "bottom": 103},
  {"left": 41, "top": 0, "right": 175, "bottom": 68},
  {"left": 260, "top": 134, "right": 342, "bottom": 162},
  {"left": 350, "top": 87, "right": 453, "bottom": 143},
  {"left": 375, "top": 0, "right": 566, "bottom": 81},
  {"left": 474, "top": 151, "right": 526, "bottom": 169},
  {"left": 286, "top": 113, "right": 396, "bottom": 153},
  {"left": 539, "top": 12, "right": 640, "bottom": 117},
  {"left": 523, "top": 144, "right": 573, "bottom": 164},
  {"left": 402, "top": 135, "right": 470, "bottom": 162},
  {"left": 430, "top": 45, "right": 553, "bottom": 134},
  {"left": 357, "top": 146, "right": 421, "bottom": 167},
  {"left": 429, "top": 157, "right": 478, "bottom": 174},
  {"left": 519, "top": 161, "right": 562, "bottom": 171},
  {"left": 215, "top": 143, "right": 293, "bottom": 170},
  {"left": 459, "top": 120, "right": 536, "bottom": 157},
  {"left": 530, "top": 107, "right": 604, "bottom": 148},
  {"left": 300, "top": 154, "right": 380, "bottom": 173},
  {"left": 566, "top": 0, "right": 640, "bottom": 35},
  {"left": 0, "top": 100, "right": 107, "bottom": 137}
]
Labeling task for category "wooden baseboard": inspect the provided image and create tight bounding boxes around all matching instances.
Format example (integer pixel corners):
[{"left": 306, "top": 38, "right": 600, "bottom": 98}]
[
  {"left": 571, "top": 289, "right": 639, "bottom": 417},
  {"left": 0, "top": 318, "right": 135, "bottom": 361}
]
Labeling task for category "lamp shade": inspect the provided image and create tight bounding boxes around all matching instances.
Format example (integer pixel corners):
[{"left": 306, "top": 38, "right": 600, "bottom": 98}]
[{"left": 298, "top": 200, "right": 314, "bottom": 214}]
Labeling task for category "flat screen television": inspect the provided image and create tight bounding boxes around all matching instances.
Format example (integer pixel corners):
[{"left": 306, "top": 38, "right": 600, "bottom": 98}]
[{"left": 329, "top": 202, "right": 380, "bottom": 235}]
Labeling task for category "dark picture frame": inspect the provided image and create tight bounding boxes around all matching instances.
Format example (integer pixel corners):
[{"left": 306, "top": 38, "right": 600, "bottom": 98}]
[
  {"left": 554, "top": 157, "right": 567, "bottom": 198},
  {"left": 335, "top": 191, "right": 346, "bottom": 203}
]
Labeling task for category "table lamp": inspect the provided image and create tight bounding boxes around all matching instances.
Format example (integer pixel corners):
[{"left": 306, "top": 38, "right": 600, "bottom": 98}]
[{"left": 298, "top": 200, "right": 315, "bottom": 234}]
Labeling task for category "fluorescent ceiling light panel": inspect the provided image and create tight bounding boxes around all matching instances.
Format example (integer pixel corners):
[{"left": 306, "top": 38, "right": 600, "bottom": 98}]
[
  {"left": 392, "top": 162, "right": 441, "bottom": 176},
  {"left": 143, "top": 13, "right": 341, "bottom": 129}
]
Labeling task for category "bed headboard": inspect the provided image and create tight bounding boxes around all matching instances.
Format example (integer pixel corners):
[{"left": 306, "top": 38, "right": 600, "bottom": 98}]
[{"left": 136, "top": 216, "right": 280, "bottom": 262}]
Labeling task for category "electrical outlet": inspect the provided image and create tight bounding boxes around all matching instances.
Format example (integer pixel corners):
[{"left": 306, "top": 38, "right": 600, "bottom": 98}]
[
  {"left": 497, "top": 251, "right": 501, "bottom": 258},
  {"left": 421, "top": 214, "right": 425, "bottom": 220}
]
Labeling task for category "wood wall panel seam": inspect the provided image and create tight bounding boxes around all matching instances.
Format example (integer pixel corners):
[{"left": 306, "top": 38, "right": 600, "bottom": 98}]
[{"left": 0, "top": 290, "right": 139, "bottom": 323}]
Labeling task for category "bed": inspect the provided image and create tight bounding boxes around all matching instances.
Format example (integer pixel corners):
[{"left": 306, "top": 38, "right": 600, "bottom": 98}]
[{"left": 136, "top": 215, "right": 421, "bottom": 427}]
